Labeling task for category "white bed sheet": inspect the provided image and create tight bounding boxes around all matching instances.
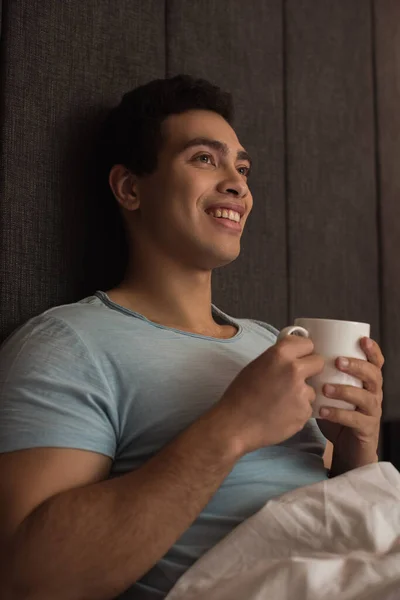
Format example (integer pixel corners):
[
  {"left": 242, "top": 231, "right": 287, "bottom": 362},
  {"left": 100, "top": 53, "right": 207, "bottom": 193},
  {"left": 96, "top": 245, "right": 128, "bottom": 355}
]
[{"left": 166, "top": 462, "right": 400, "bottom": 600}]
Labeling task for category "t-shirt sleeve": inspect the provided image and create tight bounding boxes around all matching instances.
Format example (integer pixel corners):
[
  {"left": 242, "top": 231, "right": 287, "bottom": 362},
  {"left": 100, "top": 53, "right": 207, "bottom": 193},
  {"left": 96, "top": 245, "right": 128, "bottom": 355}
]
[{"left": 0, "top": 314, "right": 118, "bottom": 458}]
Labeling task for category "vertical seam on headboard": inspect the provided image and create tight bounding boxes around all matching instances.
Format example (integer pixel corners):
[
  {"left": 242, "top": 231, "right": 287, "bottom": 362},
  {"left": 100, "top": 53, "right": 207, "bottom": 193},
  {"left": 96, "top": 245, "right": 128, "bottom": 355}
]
[
  {"left": 0, "top": 0, "right": 8, "bottom": 196},
  {"left": 282, "top": 0, "right": 291, "bottom": 324},
  {"left": 164, "top": 0, "right": 169, "bottom": 77},
  {"left": 370, "top": 0, "right": 387, "bottom": 459},
  {"left": 370, "top": 0, "right": 384, "bottom": 372}
]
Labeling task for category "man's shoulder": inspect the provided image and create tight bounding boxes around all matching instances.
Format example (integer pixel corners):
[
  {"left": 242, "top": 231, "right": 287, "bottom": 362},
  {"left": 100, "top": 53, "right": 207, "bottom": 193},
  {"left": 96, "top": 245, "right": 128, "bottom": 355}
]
[
  {"left": 0, "top": 294, "right": 107, "bottom": 353},
  {"left": 236, "top": 317, "right": 279, "bottom": 346},
  {"left": 38, "top": 293, "right": 105, "bottom": 325},
  {"left": 245, "top": 318, "right": 279, "bottom": 338}
]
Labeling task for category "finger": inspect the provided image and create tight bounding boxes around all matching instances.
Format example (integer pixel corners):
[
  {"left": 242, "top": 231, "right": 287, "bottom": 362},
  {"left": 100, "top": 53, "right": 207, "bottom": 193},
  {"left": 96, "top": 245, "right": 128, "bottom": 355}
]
[
  {"left": 304, "top": 382, "right": 317, "bottom": 405},
  {"left": 323, "top": 383, "right": 382, "bottom": 416},
  {"left": 276, "top": 335, "right": 315, "bottom": 359},
  {"left": 335, "top": 356, "right": 382, "bottom": 393},
  {"left": 318, "top": 407, "right": 378, "bottom": 439},
  {"left": 360, "top": 337, "right": 385, "bottom": 369},
  {"left": 298, "top": 353, "right": 325, "bottom": 379}
]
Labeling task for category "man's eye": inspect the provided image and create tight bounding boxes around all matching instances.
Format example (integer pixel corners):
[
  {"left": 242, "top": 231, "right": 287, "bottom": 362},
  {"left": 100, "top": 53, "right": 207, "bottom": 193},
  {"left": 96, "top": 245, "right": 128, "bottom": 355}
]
[
  {"left": 194, "top": 153, "right": 213, "bottom": 164},
  {"left": 238, "top": 166, "right": 250, "bottom": 177}
]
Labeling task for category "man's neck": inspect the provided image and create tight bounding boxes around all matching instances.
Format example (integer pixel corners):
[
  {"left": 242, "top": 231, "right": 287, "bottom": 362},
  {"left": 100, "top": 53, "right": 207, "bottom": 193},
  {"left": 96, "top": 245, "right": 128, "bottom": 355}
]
[{"left": 106, "top": 258, "right": 225, "bottom": 337}]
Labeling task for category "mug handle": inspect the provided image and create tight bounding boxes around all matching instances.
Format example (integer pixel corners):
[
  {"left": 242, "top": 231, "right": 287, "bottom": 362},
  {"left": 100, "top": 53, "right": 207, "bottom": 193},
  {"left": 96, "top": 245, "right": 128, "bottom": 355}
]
[{"left": 277, "top": 325, "right": 310, "bottom": 342}]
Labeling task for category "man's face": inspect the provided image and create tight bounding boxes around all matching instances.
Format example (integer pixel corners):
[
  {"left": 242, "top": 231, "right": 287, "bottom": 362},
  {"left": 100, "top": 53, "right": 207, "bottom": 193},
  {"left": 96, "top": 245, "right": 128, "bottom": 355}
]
[{"left": 131, "top": 109, "right": 253, "bottom": 270}]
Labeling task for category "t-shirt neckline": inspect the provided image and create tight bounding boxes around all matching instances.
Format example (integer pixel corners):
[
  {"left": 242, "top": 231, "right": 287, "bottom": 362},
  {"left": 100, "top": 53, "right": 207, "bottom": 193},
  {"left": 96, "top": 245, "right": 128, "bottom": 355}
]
[{"left": 94, "top": 290, "right": 244, "bottom": 343}]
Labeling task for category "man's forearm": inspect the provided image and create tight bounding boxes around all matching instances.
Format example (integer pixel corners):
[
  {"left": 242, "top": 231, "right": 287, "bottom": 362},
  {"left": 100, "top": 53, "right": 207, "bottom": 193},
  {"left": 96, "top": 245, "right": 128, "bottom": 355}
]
[
  {"left": 4, "top": 405, "right": 241, "bottom": 600},
  {"left": 330, "top": 445, "right": 378, "bottom": 477}
]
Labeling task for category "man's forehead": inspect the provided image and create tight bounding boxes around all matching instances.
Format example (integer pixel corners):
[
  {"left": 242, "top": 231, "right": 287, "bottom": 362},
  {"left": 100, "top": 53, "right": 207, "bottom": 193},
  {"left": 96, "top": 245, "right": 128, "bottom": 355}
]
[{"left": 162, "top": 110, "right": 241, "bottom": 147}]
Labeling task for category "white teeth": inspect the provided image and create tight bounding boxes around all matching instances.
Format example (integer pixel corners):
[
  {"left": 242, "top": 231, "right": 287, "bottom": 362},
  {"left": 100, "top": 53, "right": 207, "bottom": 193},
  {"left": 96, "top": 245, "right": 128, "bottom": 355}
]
[{"left": 207, "top": 208, "right": 241, "bottom": 222}]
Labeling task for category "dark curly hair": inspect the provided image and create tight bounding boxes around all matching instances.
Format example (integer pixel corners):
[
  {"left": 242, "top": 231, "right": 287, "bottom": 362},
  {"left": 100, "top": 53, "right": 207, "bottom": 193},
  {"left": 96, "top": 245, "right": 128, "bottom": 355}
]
[{"left": 97, "top": 74, "right": 234, "bottom": 182}]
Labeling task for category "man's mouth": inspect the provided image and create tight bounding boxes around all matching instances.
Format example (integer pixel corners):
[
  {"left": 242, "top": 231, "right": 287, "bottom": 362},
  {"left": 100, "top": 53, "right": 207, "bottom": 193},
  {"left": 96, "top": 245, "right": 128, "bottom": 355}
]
[
  {"left": 204, "top": 208, "right": 242, "bottom": 232},
  {"left": 205, "top": 208, "right": 241, "bottom": 223}
]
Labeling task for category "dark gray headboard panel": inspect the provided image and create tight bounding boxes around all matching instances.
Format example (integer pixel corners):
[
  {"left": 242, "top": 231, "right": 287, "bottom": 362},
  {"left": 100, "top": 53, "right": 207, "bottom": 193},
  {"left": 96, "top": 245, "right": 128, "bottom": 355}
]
[{"left": 0, "top": 1, "right": 399, "bottom": 430}]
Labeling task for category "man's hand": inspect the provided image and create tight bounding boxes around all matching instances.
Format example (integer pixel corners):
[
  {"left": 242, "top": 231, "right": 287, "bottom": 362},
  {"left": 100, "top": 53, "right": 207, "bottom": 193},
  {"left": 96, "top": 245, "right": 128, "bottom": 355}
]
[
  {"left": 217, "top": 336, "right": 325, "bottom": 456},
  {"left": 317, "top": 337, "right": 384, "bottom": 472}
]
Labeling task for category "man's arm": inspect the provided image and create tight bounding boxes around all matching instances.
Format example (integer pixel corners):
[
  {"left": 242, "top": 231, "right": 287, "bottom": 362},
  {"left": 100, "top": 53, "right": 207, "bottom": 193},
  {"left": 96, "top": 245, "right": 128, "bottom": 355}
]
[
  {"left": 329, "top": 445, "right": 378, "bottom": 477},
  {"left": 323, "top": 440, "right": 333, "bottom": 470},
  {"left": 1, "top": 405, "right": 241, "bottom": 600},
  {"left": 324, "top": 440, "right": 377, "bottom": 477}
]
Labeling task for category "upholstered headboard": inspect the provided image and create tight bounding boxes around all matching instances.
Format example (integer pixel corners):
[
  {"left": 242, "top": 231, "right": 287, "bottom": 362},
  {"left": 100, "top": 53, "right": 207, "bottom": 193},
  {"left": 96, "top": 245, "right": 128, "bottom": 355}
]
[{"left": 0, "top": 0, "right": 399, "bottom": 462}]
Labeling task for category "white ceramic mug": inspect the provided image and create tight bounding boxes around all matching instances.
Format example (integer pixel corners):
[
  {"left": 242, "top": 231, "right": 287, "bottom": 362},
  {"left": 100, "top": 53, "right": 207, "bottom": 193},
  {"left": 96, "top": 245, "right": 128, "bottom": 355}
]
[{"left": 277, "top": 318, "right": 370, "bottom": 419}]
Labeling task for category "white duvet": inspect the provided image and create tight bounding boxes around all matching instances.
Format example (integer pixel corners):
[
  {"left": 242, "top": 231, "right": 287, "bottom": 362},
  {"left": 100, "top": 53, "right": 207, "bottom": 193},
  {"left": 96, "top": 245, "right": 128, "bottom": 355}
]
[{"left": 166, "top": 462, "right": 400, "bottom": 600}]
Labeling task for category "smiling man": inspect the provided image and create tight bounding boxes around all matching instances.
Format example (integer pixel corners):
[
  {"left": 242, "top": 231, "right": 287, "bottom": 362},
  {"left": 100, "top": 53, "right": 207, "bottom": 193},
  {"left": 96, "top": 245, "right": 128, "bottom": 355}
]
[
  {"left": 104, "top": 104, "right": 253, "bottom": 334},
  {"left": 0, "top": 75, "right": 383, "bottom": 600}
]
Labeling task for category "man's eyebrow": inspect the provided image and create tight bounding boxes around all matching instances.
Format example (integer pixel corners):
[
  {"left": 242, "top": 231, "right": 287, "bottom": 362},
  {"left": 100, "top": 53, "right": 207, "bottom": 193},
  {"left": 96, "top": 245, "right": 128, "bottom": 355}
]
[{"left": 180, "top": 137, "right": 252, "bottom": 168}]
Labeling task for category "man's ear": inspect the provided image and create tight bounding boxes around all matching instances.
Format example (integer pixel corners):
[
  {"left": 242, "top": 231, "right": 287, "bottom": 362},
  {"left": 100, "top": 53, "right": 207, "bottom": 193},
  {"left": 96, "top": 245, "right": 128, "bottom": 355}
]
[{"left": 108, "top": 165, "right": 140, "bottom": 211}]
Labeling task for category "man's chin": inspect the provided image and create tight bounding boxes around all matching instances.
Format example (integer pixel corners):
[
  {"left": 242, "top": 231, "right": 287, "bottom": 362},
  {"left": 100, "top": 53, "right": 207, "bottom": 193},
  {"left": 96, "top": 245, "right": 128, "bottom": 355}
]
[{"left": 202, "top": 248, "right": 241, "bottom": 270}]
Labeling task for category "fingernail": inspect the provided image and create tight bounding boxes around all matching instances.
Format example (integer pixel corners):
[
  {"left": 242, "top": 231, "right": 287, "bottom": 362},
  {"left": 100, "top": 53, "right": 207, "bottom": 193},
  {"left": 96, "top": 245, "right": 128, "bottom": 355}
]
[
  {"left": 338, "top": 357, "right": 349, "bottom": 368},
  {"left": 365, "top": 338, "right": 373, "bottom": 349},
  {"left": 325, "top": 384, "right": 335, "bottom": 396},
  {"left": 320, "top": 408, "right": 331, "bottom": 418}
]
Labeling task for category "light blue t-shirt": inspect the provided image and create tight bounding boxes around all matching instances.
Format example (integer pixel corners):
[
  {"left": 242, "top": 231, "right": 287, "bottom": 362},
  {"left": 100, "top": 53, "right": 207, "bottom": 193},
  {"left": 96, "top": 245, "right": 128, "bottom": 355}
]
[{"left": 0, "top": 291, "right": 328, "bottom": 598}]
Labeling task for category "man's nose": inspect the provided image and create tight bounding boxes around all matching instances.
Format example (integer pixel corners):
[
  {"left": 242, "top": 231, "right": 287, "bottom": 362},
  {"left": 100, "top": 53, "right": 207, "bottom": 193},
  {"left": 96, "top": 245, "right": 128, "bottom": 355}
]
[{"left": 217, "top": 170, "right": 249, "bottom": 198}]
